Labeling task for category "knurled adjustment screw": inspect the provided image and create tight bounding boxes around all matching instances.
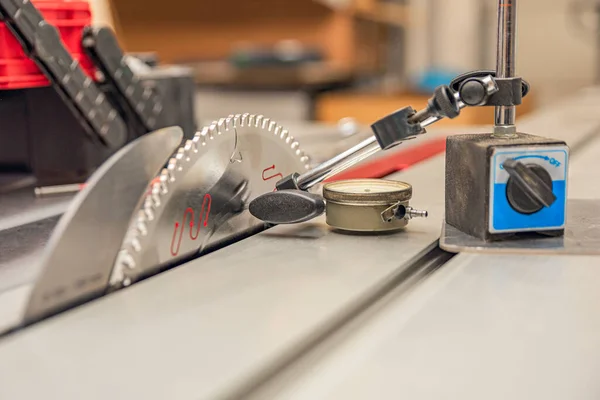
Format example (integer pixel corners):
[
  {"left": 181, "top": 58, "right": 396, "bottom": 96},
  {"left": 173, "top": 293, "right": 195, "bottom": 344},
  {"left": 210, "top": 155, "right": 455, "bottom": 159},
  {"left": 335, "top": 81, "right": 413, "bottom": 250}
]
[
  {"left": 409, "top": 85, "right": 460, "bottom": 124},
  {"left": 430, "top": 85, "right": 460, "bottom": 119}
]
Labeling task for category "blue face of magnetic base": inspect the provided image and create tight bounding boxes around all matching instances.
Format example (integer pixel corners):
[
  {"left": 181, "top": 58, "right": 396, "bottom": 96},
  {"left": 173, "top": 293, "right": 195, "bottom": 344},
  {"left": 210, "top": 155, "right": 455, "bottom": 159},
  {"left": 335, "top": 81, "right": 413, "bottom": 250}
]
[
  {"left": 492, "top": 180, "right": 566, "bottom": 231},
  {"left": 490, "top": 147, "right": 568, "bottom": 233}
]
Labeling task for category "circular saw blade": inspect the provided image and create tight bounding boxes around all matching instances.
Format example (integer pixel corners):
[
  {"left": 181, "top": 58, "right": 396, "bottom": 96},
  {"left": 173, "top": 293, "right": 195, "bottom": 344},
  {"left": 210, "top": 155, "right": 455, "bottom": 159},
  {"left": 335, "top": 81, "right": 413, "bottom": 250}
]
[{"left": 110, "top": 114, "right": 311, "bottom": 288}]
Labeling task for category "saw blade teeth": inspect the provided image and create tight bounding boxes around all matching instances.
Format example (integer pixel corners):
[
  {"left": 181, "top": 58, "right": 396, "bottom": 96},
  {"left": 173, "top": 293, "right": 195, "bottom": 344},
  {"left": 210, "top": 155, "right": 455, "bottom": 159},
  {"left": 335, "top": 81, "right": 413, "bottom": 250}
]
[
  {"left": 224, "top": 116, "right": 233, "bottom": 131},
  {"left": 151, "top": 184, "right": 162, "bottom": 204},
  {"left": 151, "top": 192, "right": 161, "bottom": 208},
  {"left": 136, "top": 221, "right": 148, "bottom": 237},
  {"left": 301, "top": 155, "right": 311, "bottom": 168},
  {"left": 174, "top": 147, "right": 185, "bottom": 172},
  {"left": 167, "top": 158, "right": 178, "bottom": 176},
  {"left": 159, "top": 170, "right": 170, "bottom": 191},
  {"left": 231, "top": 114, "right": 241, "bottom": 128},
  {"left": 131, "top": 238, "right": 142, "bottom": 253},
  {"left": 263, "top": 118, "right": 272, "bottom": 130},
  {"left": 120, "top": 251, "right": 136, "bottom": 270},
  {"left": 143, "top": 204, "right": 155, "bottom": 221},
  {"left": 259, "top": 116, "right": 268, "bottom": 129},
  {"left": 183, "top": 140, "right": 194, "bottom": 161},
  {"left": 113, "top": 112, "right": 313, "bottom": 289},
  {"left": 143, "top": 199, "right": 157, "bottom": 217},
  {"left": 190, "top": 136, "right": 200, "bottom": 153},
  {"left": 136, "top": 215, "right": 147, "bottom": 231},
  {"left": 241, "top": 113, "right": 249, "bottom": 126},
  {"left": 209, "top": 123, "right": 219, "bottom": 139},
  {"left": 151, "top": 180, "right": 161, "bottom": 194},
  {"left": 199, "top": 126, "right": 209, "bottom": 142},
  {"left": 217, "top": 118, "right": 228, "bottom": 133}
]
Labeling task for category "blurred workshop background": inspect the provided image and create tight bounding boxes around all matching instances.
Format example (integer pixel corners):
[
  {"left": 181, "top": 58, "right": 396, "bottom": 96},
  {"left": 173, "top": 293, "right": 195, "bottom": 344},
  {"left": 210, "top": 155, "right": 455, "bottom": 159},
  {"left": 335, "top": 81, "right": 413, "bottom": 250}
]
[{"left": 89, "top": 0, "right": 598, "bottom": 127}]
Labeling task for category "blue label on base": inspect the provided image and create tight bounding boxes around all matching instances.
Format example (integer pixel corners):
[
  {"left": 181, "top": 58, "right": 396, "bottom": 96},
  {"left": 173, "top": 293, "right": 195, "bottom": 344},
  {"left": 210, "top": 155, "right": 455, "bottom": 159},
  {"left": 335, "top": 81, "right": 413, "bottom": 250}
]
[
  {"left": 492, "top": 180, "right": 566, "bottom": 231},
  {"left": 489, "top": 146, "right": 569, "bottom": 233}
]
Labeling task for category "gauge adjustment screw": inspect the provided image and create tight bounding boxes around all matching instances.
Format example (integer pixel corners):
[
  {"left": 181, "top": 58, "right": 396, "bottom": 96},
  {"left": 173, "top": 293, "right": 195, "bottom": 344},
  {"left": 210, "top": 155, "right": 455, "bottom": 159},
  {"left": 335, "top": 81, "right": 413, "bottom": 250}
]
[{"left": 395, "top": 205, "right": 428, "bottom": 220}]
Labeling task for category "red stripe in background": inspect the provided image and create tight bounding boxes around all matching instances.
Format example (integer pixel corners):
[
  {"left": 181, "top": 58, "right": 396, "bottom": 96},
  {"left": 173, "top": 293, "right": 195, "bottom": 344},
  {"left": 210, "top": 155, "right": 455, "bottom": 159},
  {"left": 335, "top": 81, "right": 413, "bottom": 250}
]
[{"left": 325, "top": 136, "right": 447, "bottom": 182}]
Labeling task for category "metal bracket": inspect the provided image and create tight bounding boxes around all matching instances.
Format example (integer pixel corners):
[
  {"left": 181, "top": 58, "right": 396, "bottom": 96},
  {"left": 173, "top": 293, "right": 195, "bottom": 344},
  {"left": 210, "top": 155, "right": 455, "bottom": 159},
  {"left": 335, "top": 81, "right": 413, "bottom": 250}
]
[
  {"left": 0, "top": 0, "right": 127, "bottom": 148},
  {"left": 82, "top": 27, "right": 165, "bottom": 134}
]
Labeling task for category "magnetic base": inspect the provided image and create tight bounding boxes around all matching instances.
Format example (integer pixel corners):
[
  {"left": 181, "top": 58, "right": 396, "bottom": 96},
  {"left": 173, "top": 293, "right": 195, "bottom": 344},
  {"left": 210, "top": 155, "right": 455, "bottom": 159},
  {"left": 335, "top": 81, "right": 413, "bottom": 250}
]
[{"left": 440, "top": 199, "right": 600, "bottom": 255}]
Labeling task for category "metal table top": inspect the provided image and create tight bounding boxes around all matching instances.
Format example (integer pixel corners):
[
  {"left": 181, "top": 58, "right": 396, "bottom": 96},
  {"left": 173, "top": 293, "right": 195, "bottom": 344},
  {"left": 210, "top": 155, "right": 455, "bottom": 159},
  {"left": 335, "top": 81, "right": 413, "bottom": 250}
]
[
  {"left": 241, "top": 92, "right": 600, "bottom": 399},
  {"left": 0, "top": 88, "right": 599, "bottom": 399},
  {"left": 247, "top": 253, "right": 600, "bottom": 400},
  {"left": 0, "top": 168, "right": 447, "bottom": 400},
  {"left": 0, "top": 125, "right": 450, "bottom": 399}
]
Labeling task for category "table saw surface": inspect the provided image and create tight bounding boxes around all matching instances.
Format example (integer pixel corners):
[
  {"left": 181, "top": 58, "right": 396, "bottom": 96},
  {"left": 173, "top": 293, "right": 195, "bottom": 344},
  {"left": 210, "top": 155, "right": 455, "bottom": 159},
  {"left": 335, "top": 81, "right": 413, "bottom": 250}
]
[{"left": 0, "top": 88, "right": 600, "bottom": 399}]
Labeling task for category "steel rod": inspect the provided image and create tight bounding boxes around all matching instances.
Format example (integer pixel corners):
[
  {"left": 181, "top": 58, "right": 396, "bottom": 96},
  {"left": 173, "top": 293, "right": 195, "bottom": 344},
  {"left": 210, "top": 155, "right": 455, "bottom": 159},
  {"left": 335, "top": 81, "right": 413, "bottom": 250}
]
[
  {"left": 297, "top": 93, "right": 468, "bottom": 190},
  {"left": 297, "top": 136, "right": 380, "bottom": 190},
  {"left": 494, "top": 0, "right": 518, "bottom": 136}
]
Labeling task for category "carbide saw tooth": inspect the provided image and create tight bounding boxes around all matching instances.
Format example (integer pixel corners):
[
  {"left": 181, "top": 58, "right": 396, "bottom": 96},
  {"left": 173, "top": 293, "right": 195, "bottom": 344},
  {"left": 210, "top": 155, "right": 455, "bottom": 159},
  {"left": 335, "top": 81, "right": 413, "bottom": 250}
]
[
  {"left": 120, "top": 251, "right": 136, "bottom": 270},
  {"left": 137, "top": 221, "right": 148, "bottom": 237},
  {"left": 191, "top": 136, "right": 200, "bottom": 153},
  {"left": 199, "top": 126, "right": 209, "bottom": 143},
  {"left": 183, "top": 140, "right": 193, "bottom": 161},
  {"left": 131, "top": 238, "right": 141, "bottom": 253},
  {"left": 143, "top": 205, "right": 154, "bottom": 221},
  {"left": 217, "top": 118, "right": 227, "bottom": 134},
  {"left": 111, "top": 113, "right": 313, "bottom": 290},
  {"left": 260, "top": 117, "right": 270, "bottom": 130},
  {"left": 241, "top": 113, "right": 249, "bottom": 126},
  {"left": 208, "top": 123, "right": 217, "bottom": 139},
  {"left": 224, "top": 116, "right": 233, "bottom": 130}
]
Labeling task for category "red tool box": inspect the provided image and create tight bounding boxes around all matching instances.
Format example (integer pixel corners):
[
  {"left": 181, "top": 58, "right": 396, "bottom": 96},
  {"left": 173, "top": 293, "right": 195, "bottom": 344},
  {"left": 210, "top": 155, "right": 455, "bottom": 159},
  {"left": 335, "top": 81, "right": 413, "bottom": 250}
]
[
  {"left": 0, "top": 0, "right": 95, "bottom": 90},
  {"left": 0, "top": 0, "right": 196, "bottom": 189}
]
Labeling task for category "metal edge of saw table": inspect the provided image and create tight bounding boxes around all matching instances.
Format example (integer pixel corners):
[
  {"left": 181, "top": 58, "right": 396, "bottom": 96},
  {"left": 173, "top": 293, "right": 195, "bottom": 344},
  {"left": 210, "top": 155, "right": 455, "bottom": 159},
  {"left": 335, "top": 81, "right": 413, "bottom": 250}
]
[
  {"left": 236, "top": 93, "right": 600, "bottom": 400},
  {"left": 0, "top": 126, "right": 462, "bottom": 400},
  {"left": 0, "top": 89, "right": 600, "bottom": 399}
]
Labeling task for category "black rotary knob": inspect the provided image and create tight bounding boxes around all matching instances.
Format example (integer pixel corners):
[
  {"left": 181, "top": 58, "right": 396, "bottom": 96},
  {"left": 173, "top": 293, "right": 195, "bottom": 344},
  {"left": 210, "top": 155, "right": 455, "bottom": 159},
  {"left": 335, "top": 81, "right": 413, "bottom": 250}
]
[
  {"left": 249, "top": 189, "right": 325, "bottom": 224},
  {"left": 502, "top": 159, "right": 557, "bottom": 214}
]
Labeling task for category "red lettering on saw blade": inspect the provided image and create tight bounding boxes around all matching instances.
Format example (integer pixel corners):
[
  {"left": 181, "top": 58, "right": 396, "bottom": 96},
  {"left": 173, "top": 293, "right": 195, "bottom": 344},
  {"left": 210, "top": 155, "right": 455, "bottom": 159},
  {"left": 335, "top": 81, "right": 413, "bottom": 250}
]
[
  {"left": 262, "top": 164, "right": 283, "bottom": 191},
  {"left": 170, "top": 194, "right": 212, "bottom": 256},
  {"left": 262, "top": 164, "right": 283, "bottom": 181}
]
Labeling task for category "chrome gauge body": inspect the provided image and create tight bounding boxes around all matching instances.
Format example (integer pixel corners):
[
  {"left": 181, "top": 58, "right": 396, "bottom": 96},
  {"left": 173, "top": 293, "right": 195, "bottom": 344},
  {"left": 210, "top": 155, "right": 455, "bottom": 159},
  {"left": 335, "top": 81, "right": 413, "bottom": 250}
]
[{"left": 323, "top": 179, "right": 424, "bottom": 232}]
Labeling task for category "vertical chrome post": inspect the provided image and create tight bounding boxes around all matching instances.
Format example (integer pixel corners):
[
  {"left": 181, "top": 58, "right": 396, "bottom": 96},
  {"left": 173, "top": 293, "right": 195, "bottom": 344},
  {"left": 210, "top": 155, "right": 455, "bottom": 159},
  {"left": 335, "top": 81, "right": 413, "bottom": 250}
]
[{"left": 493, "top": 0, "right": 518, "bottom": 137}]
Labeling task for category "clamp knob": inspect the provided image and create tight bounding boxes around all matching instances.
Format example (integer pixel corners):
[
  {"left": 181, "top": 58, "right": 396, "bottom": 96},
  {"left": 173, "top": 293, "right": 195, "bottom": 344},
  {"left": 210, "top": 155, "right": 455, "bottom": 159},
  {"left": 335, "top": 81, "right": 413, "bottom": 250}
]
[
  {"left": 410, "top": 85, "right": 461, "bottom": 123},
  {"left": 459, "top": 79, "right": 491, "bottom": 106},
  {"left": 502, "top": 159, "right": 556, "bottom": 214},
  {"left": 249, "top": 190, "right": 325, "bottom": 224}
]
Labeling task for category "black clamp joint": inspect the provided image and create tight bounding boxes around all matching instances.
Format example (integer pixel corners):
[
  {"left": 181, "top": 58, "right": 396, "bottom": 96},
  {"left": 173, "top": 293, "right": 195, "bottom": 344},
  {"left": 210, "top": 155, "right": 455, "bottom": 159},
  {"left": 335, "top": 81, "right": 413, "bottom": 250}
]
[
  {"left": 450, "top": 69, "right": 530, "bottom": 108},
  {"left": 275, "top": 173, "right": 301, "bottom": 191},
  {"left": 486, "top": 77, "right": 524, "bottom": 106},
  {"left": 370, "top": 107, "right": 426, "bottom": 150}
]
